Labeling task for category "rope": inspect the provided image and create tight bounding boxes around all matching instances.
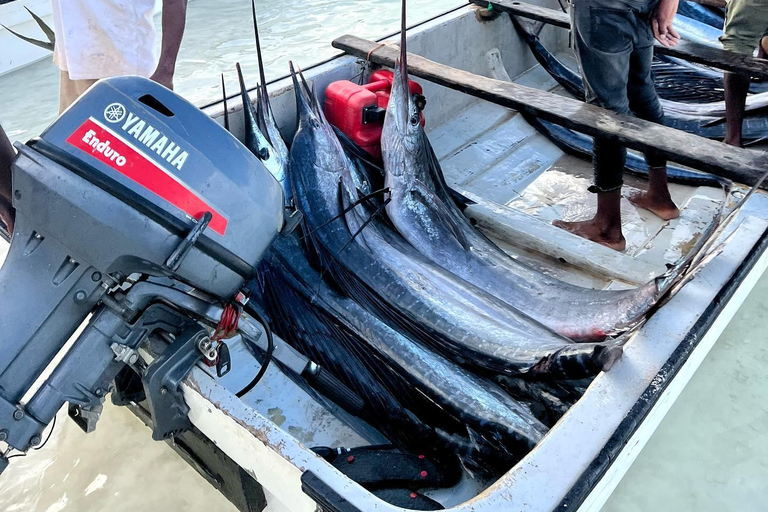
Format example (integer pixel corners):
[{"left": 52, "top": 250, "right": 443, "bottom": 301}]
[
  {"left": 366, "top": 42, "right": 389, "bottom": 63},
  {"left": 212, "top": 303, "right": 241, "bottom": 341}
]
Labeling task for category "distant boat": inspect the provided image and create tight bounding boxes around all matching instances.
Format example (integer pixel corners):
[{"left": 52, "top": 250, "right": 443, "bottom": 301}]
[
  {"left": 0, "top": 0, "right": 163, "bottom": 77},
  {"left": 0, "top": 0, "right": 53, "bottom": 76}
]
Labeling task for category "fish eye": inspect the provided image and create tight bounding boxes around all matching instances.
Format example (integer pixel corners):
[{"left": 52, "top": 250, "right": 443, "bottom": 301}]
[
  {"left": 410, "top": 113, "right": 420, "bottom": 125},
  {"left": 414, "top": 94, "right": 426, "bottom": 111}
]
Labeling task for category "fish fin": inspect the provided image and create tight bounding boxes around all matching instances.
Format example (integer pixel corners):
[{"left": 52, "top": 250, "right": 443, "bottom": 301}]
[
  {"left": 334, "top": 126, "right": 385, "bottom": 177},
  {"left": 423, "top": 132, "right": 474, "bottom": 209},
  {"left": 410, "top": 179, "right": 473, "bottom": 252},
  {"left": 221, "top": 74, "right": 230, "bottom": 132},
  {"left": 337, "top": 180, "right": 392, "bottom": 255},
  {"left": 25, "top": 7, "right": 55, "bottom": 45},
  {"left": 260, "top": 252, "right": 446, "bottom": 451},
  {"left": 336, "top": 197, "right": 390, "bottom": 257},
  {"left": 255, "top": 83, "right": 271, "bottom": 143},
  {"left": 251, "top": 0, "right": 271, "bottom": 116},
  {"left": 1, "top": 24, "right": 54, "bottom": 51}
]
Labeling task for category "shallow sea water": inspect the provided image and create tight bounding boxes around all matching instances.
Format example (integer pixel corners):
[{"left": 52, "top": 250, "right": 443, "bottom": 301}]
[{"left": 1, "top": 0, "right": 767, "bottom": 510}]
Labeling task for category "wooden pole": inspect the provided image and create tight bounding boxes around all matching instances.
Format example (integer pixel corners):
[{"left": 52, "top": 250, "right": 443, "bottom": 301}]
[{"left": 332, "top": 34, "right": 768, "bottom": 187}]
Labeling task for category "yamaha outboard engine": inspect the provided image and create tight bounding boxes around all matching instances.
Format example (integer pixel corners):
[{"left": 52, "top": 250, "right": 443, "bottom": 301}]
[{"left": 0, "top": 77, "right": 323, "bottom": 472}]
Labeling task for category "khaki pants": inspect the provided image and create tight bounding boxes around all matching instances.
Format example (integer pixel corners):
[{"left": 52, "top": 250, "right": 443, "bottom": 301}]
[
  {"left": 720, "top": 0, "right": 768, "bottom": 55},
  {"left": 59, "top": 70, "right": 98, "bottom": 113}
]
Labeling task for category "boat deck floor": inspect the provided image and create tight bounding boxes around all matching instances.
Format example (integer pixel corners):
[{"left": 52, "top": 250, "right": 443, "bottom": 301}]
[
  {"left": 427, "top": 51, "right": 728, "bottom": 290},
  {"left": 197, "top": 50, "right": 744, "bottom": 495}
]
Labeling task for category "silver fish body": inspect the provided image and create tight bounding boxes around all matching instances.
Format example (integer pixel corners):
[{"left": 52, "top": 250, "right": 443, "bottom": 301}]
[
  {"left": 380, "top": 32, "right": 661, "bottom": 342},
  {"left": 236, "top": 63, "right": 289, "bottom": 202},
  {"left": 269, "top": 235, "right": 548, "bottom": 455}
]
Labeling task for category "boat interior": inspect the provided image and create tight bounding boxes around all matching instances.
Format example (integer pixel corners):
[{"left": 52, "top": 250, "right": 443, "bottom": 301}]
[{"left": 68, "top": 2, "right": 768, "bottom": 511}]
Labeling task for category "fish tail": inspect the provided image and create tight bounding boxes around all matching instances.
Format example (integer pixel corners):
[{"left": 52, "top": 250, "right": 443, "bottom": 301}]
[
  {"left": 1, "top": 23, "right": 54, "bottom": 52},
  {"left": 25, "top": 7, "right": 55, "bottom": 45},
  {"left": 529, "top": 343, "right": 623, "bottom": 379}
]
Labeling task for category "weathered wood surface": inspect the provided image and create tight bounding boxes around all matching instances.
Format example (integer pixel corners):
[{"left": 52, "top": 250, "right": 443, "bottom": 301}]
[
  {"left": 471, "top": 0, "right": 768, "bottom": 80},
  {"left": 332, "top": 34, "right": 768, "bottom": 187}
]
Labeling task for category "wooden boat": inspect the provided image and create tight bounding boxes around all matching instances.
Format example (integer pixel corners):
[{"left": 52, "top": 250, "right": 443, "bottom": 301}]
[{"left": 4, "top": 1, "right": 767, "bottom": 510}]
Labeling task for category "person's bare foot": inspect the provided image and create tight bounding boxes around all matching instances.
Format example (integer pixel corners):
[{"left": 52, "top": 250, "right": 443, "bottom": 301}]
[
  {"left": 552, "top": 218, "right": 626, "bottom": 251},
  {"left": 627, "top": 190, "right": 680, "bottom": 220}
]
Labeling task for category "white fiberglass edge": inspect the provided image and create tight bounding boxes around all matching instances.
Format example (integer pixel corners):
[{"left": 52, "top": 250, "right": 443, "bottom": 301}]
[{"left": 579, "top": 217, "right": 768, "bottom": 512}]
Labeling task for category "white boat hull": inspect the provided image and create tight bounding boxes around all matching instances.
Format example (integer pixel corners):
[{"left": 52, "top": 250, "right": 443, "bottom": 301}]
[{"left": 178, "top": 3, "right": 768, "bottom": 511}]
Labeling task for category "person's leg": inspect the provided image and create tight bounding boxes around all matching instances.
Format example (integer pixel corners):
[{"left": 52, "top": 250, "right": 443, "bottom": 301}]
[
  {"left": 59, "top": 69, "right": 77, "bottom": 114},
  {"left": 0, "top": 124, "right": 14, "bottom": 233},
  {"left": 59, "top": 70, "right": 97, "bottom": 113},
  {"left": 553, "top": 185, "right": 626, "bottom": 251},
  {"left": 626, "top": 33, "right": 679, "bottom": 220},
  {"left": 553, "top": 0, "right": 633, "bottom": 250},
  {"left": 720, "top": 0, "right": 768, "bottom": 147},
  {"left": 723, "top": 71, "right": 750, "bottom": 147}
]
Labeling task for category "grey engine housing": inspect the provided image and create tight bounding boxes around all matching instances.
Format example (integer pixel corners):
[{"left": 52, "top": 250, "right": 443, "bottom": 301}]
[{"left": 0, "top": 77, "right": 283, "bottom": 453}]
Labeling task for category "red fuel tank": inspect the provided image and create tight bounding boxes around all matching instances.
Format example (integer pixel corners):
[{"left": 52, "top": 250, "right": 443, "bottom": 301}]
[{"left": 324, "top": 70, "right": 425, "bottom": 160}]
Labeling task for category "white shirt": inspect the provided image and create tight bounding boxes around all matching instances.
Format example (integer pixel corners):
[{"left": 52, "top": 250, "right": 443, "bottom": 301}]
[{"left": 52, "top": 0, "right": 158, "bottom": 80}]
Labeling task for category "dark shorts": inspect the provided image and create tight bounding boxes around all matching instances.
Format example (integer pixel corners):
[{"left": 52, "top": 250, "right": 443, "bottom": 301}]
[{"left": 571, "top": 0, "right": 666, "bottom": 193}]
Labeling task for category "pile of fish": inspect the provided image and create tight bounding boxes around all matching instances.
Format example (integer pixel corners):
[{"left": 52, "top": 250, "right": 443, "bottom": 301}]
[
  {"left": 222, "top": 0, "right": 725, "bottom": 475},
  {"left": 677, "top": 0, "right": 724, "bottom": 29}
]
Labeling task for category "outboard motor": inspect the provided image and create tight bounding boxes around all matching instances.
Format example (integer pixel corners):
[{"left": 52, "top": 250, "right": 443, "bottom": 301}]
[{"left": 0, "top": 77, "right": 357, "bottom": 473}]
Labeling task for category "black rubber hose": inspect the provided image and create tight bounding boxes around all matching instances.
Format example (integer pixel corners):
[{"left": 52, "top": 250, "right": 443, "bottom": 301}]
[{"left": 236, "top": 304, "right": 274, "bottom": 398}]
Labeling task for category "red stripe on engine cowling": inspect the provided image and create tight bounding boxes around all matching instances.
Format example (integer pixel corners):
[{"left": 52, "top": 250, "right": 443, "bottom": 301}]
[{"left": 66, "top": 118, "right": 228, "bottom": 236}]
